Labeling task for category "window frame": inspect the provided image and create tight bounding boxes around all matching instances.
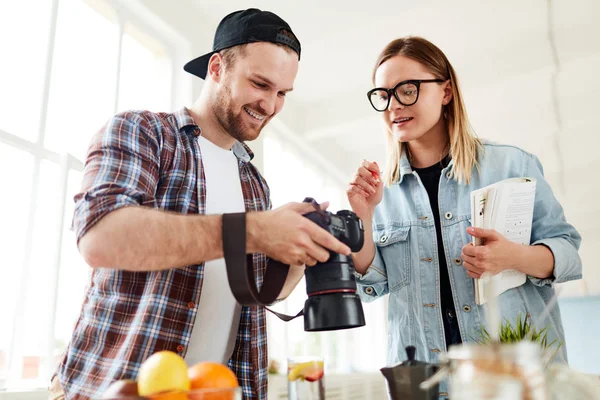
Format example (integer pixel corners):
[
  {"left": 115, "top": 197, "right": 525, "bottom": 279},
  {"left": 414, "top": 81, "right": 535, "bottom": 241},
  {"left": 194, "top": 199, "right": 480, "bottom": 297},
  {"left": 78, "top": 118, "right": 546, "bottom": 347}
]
[{"left": 0, "top": 0, "right": 187, "bottom": 392}]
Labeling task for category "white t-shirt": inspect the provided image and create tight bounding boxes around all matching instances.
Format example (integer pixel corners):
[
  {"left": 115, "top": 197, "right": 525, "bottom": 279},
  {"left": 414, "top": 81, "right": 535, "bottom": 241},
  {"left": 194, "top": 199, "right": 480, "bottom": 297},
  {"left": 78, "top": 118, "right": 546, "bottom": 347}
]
[{"left": 185, "top": 135, "right": 245, "bottom": 366}]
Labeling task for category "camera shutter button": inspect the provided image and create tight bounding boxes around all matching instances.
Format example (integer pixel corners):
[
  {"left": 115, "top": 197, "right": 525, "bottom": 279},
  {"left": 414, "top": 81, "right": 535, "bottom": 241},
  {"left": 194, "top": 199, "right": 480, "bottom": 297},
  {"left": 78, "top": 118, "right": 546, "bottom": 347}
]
[{"left": 380, "top": 235, "right": 388, "bottom": 243}]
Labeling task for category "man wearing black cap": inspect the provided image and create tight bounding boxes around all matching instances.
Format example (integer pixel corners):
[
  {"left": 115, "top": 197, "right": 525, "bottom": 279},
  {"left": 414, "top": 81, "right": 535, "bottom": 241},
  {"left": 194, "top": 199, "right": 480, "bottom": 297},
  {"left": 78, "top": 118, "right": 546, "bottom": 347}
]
[{"left": 49, "top": 9, "right": 350, "bottom": 400}]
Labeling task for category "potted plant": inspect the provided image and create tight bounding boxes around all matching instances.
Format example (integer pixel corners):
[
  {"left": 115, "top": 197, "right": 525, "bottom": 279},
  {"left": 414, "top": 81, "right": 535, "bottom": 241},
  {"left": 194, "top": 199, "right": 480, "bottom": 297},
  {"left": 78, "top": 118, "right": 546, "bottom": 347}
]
[{"left": 473, "top": 313, "right": 563, "bottom": 368}]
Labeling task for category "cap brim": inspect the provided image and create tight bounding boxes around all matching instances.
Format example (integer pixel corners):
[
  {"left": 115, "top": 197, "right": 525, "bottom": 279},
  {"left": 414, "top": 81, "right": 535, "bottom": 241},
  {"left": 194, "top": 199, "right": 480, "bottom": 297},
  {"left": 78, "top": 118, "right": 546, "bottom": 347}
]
[{"left": 183, "top": 52, "right": 215, "bottom": 80}]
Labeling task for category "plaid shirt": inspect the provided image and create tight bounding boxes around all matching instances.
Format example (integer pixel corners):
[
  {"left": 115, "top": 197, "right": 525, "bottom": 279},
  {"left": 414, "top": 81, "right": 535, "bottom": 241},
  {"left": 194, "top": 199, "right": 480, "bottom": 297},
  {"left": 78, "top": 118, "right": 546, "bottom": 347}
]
[{"left": 56, "top": 108, "right": 271, "bottom": 399}]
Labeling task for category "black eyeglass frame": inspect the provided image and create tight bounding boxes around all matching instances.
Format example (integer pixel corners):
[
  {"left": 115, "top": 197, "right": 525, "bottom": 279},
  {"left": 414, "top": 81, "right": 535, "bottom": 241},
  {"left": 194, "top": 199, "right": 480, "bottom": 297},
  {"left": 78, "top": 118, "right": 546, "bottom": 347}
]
[{"left": 367, "top": 79, "right": 445, "bottom": 112}]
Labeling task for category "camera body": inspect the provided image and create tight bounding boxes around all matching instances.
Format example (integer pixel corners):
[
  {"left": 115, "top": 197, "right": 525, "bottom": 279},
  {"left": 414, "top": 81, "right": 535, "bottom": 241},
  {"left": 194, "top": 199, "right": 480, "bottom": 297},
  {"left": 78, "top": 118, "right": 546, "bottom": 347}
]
[
  {"left": 303, "top": 208, "right": 365, "bottom": 254},
  {"left": 301, "top": 198, "right": 366, "bottom": 332}
]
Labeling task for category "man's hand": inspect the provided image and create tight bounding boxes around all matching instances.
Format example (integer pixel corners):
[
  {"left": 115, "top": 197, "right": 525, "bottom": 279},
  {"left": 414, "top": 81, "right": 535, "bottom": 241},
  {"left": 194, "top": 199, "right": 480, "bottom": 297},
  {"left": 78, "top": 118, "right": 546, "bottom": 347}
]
[
  {"left": 461, "top": 227, "right": 519, "bottom": 279},
  {"left": 247, "top": 202, "right": 351, "bottom": 267}
]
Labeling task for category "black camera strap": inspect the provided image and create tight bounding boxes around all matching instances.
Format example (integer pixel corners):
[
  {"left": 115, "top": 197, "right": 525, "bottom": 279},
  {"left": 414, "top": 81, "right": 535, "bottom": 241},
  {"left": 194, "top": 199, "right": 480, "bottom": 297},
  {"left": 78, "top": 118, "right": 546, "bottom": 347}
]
[{"left": 222, "top": 212, "right": 303, "bottom": 322}]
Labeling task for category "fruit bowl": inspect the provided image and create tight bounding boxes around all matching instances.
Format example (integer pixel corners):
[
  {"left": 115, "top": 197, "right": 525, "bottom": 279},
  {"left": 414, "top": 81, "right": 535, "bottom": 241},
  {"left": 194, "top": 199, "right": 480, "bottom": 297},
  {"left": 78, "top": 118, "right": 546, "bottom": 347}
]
[
  {"left": 98, "top": 386, "right": 242, "bottom": 400},
  {"left": 98, "top": 352, "right": 242, "bottom": 400}
]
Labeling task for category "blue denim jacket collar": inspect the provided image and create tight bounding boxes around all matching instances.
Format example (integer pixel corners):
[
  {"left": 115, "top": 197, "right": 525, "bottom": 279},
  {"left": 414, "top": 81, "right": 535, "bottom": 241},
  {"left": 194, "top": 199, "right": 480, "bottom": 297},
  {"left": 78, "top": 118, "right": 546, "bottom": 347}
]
[{"left": 397, "top": 144, "right": 455, "bottom": 185}]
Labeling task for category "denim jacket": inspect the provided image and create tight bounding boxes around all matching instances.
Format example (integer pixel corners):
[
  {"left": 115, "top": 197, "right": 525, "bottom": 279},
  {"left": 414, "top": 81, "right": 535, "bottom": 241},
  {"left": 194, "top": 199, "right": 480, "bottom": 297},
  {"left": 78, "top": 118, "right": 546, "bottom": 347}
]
[{"left": 356, "top": 141, "right": 582, "bottom": 372}]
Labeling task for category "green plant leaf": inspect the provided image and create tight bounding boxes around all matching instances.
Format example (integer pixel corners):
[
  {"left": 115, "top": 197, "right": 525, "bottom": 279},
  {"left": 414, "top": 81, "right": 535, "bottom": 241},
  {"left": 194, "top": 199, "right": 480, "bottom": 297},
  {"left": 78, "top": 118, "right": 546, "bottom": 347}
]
[{"left": 474, "top": 312, "right": 563, "bottom": 363}]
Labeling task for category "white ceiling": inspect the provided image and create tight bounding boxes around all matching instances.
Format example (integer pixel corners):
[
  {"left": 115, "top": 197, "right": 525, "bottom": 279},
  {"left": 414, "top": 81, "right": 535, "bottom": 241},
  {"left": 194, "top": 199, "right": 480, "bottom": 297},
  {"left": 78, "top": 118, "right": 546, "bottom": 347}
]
[{"left": 190, "top": 0, "right": 599, "bottom": 100}]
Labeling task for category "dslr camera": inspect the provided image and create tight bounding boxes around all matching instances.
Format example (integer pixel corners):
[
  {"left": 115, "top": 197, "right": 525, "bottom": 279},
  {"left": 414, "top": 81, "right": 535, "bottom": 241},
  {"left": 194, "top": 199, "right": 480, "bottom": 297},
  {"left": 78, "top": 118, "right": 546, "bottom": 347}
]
[{"left": 301, "top": 197, "right": 366, "bottom": 331}]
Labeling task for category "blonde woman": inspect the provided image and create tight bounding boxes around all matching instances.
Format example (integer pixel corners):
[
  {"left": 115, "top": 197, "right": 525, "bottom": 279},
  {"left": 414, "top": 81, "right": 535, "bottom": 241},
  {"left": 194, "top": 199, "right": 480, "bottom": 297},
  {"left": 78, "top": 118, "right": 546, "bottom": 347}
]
[{"left": 348, "top": 37, "right": 582, "bottom": 375}]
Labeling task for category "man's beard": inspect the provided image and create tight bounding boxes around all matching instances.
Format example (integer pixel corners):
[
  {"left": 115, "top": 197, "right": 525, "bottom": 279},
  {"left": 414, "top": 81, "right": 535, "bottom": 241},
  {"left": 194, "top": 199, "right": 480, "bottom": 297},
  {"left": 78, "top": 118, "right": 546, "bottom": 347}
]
[{"left": 212, "top": 82, "right": 270, "bottom": 142}]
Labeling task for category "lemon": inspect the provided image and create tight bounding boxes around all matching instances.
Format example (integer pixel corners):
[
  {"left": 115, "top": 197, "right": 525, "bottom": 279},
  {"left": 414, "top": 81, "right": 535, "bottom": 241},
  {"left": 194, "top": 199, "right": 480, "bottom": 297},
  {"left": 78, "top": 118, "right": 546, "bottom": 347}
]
[
  {"left": 287, "top": 361, "right": 324, "bottom": 382},
  {"left": 137, "top": 351, "right": 191, "bottom": 396}
]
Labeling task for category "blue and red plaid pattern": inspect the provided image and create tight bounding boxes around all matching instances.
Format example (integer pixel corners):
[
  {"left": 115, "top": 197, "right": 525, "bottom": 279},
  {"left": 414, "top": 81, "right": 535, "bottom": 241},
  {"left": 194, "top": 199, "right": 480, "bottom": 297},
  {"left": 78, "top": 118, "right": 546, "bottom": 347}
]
[{"left": 56, "top": 108, "right": 271, "bottom": 399}]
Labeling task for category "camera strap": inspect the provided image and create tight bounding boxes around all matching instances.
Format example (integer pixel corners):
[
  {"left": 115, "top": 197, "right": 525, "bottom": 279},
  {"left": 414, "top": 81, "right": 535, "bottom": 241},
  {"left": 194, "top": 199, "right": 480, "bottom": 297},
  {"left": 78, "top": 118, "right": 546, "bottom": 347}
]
[{"left": 222, "top": 212, "right": 303, "bottom": 322}]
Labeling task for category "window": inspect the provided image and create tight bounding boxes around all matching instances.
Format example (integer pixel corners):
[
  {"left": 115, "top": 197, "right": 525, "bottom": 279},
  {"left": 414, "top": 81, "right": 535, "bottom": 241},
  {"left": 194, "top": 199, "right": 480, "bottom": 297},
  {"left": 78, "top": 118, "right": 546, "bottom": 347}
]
[
  {"left": 263, "top": 135, "right": 388, "bottom": 375},
  {"left": 0, "top": 145, "right": 34, "bottom": 387},
  {"left": 0, "top": 1, "right": 53, "bottom": 141},
  {"left": 118, "top": 23, "right": 172, "bottom": 113},
  {"left": 0, "top": 0, "right": 181, "bottom": 391},
  {"left": 44, "top": 0, "right": 119, "bottom": 160}
]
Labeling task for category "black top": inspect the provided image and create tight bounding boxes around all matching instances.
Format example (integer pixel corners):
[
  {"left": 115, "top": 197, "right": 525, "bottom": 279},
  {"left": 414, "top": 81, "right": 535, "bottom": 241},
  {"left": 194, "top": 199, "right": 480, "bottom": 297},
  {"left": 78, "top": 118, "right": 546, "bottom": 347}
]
[{"left": 412, "top": 155, "right": 462, "bottom": 348}]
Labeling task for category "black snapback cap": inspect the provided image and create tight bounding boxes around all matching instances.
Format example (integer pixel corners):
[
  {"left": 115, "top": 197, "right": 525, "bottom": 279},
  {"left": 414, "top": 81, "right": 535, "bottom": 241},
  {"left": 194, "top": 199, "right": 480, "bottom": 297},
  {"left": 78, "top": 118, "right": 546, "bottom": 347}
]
[{"left": 184, "top": 8, "right": 301, "bottom": 80}]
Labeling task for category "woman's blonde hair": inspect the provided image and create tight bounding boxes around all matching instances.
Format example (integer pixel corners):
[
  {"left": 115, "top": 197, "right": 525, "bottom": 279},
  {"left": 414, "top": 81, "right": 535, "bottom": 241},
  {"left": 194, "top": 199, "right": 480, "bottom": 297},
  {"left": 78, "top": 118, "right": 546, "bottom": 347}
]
[{"left": 373, "top": 36, "right": 482, "bottom": 185}]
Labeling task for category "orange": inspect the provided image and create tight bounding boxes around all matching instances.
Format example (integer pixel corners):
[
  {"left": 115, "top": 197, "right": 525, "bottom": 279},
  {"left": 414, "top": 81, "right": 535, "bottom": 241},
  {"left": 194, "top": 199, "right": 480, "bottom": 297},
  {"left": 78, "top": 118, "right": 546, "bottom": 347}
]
[
  {"left": 188, "top": 362, "right": 239, "bottom": 400},
  {"left": 188, "top": 362, "right": 239, "bottom": 389},
  {"left": 187, "top": 389, "right": 237, "bottom": 400},
  {"left": 137, "top": 351, "right": 191, "bottom": 396},
  {"left": 149, "top": 391, "right": 189, "bottom": 400}
]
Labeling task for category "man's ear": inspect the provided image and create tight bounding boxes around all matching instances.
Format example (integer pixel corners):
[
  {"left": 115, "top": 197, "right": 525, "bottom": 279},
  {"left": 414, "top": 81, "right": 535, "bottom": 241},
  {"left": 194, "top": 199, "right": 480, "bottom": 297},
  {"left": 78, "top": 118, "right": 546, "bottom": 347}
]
[
  {"left": 442, "top": 80, "right": 453, "bottom": 105},
  {"left": 207, "top": 53, "right": 224, "bottom": 83}
]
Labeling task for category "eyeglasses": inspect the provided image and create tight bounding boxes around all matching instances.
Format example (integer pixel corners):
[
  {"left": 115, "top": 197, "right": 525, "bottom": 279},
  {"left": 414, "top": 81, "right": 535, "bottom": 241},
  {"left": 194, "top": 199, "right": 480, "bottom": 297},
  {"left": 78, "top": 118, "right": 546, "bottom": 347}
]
[{"left": 367, "top": 79, "right": 445, "bottom": 112}]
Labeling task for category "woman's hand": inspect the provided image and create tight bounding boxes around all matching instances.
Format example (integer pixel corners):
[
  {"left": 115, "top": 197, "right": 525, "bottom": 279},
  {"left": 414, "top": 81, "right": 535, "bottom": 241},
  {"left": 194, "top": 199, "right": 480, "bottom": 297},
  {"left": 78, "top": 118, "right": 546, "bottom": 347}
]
[
  {"left": 347, "top": 160, "right": 384, "bottom": 221},
  {"left": 461, "top": 227, "right": 520, "bottom": 279}
]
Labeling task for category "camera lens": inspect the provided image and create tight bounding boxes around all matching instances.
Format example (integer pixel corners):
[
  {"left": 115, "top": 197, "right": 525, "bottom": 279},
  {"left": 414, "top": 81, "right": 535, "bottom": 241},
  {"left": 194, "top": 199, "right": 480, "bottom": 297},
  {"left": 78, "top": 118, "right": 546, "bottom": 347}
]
[
  {"left": 305, "top": 255, "right": 357, "bottom": 296},
  {"left": 304, "top": 293, "right": 366, "bottom": 332},
  {"left": 303, "top": 253, "right": 366, "bottom": 332}
]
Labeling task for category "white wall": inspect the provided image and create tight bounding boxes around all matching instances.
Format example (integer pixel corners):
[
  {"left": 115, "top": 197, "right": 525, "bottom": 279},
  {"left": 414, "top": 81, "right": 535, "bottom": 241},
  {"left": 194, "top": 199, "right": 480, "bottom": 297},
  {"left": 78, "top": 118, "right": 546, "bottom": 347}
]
[{"left": 460, "top": 1, "right": 600, "bottom": 295}]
